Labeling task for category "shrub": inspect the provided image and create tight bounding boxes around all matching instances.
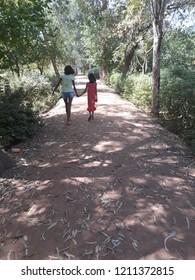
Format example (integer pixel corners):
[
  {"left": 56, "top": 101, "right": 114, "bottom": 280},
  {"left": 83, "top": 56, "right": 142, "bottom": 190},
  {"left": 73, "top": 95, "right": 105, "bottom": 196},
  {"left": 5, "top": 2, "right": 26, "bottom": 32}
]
[
  {"left": 160, "top": 65, "right": 195, "bottom": 148},
  {"left": 0, "top": 93, "right": 43, "bottom": 148},
  {"left": 123, "top": 73, "right": 152, "bottom": 111},
  {"left": 9, "top": 73, "right": 58, "bottom": 113},
  {"left": 104, "top": 71, "right": 152, "bottom": 109},
  {"left": 160, "top": 66, "right": 195, "bottom": 128},
  {"left": 0, "top": 71, "right": 57, "bottom": 149},
  {"left": 106, "top": 71, "right": 124, "bottom": 94}
]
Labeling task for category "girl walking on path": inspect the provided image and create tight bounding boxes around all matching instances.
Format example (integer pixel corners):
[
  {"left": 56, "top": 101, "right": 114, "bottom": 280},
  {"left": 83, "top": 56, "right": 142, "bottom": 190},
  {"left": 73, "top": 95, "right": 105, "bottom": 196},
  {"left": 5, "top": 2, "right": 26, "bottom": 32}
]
[
  {"left": 52, "top": 65, "right": 78, "bottom": 126},
  {"left": 78, "top": 73, "right": 98, "bottom": 121}
]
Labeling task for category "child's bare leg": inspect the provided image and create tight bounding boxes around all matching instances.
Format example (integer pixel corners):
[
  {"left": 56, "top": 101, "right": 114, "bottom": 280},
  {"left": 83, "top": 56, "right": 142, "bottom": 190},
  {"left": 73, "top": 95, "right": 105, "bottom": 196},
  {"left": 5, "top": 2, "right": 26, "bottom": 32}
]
[
  {"left": 64, "top": 98, "right": 73, "bottom": 125},
  {"left": 64, "top": 99, "right": 68, "bottom": 115},
  {"left": 88, "top": 112, "right": 92, "bottom": 121},
  {"left": 67, "top": 98, "right": 73, "bottom": 125}
]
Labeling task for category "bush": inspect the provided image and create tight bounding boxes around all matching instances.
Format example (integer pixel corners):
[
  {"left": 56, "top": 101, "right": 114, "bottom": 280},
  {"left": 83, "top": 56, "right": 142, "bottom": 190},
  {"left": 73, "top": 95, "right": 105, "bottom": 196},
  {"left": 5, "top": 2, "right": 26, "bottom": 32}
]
[
  {"left": 104, "top": 71, "right": 152, "bottom": 109},
  {"left": 123, "top": 73, "right": 152, "bottom": 111},
  {"left": 159, "top": 65, "right": 195, "bottom": 147},
  {"left": 0, "top": 93, "right": 43, "bottom": 148},
  {"left": 9, "top": 72, "right": 58, "bottom": 113},
  {"left": 160, "top": 66, "right": 195, "bottom": 127},
  {"left": 106, "top": 71, "right": 124, "bottom": 94},
  {"left": 0, "top": 71, "right": 57, "bottom": 149}
]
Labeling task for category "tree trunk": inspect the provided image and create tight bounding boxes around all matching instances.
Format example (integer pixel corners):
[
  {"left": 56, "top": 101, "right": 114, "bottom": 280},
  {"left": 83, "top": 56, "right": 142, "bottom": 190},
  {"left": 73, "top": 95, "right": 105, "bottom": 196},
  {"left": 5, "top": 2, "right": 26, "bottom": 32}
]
[
  {"left": 99, "top": 64, "right": 107, "bottom": 80},
  {"left": 51, "top": 55, "right": 60, "bottom": 78},
  {"left": 37, "top": 58, "right": 45, "bottom": 75},
  {"left": 122, "top": 43, "right": 139, "bottom": 78},
  {"left": 151, "top": 23, "right": 162, "bottom": 115},
  {"left": 15, "top": 58, "right": 20, "bottom": 77},
  {"left": 42, "top": 31, "right": 60, "bottom": 78},
  {"left": 142, "top": 57, "right": 148, "bottom": 74},
  {"left": 151, "top": 0, "right": 166, "bottom": 116},
  {"left": 151, "top": 0, "right": 193, "bottom": 115}
]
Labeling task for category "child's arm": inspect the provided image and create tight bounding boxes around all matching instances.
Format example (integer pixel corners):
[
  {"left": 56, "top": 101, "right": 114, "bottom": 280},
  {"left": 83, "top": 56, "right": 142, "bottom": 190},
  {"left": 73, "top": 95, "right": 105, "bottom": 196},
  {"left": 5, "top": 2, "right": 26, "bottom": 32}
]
[
  {"left": 52, "top": 78, "right": 62, "bottom": 95},
  {"left": 95, "top": 83, "right": 98, "bottom": 102},
  {"left": 72, "top": 80, "right": 78, "bottom": 97},
  {"left": 78, "top": 84, "right": 87, "bottom": 97}
]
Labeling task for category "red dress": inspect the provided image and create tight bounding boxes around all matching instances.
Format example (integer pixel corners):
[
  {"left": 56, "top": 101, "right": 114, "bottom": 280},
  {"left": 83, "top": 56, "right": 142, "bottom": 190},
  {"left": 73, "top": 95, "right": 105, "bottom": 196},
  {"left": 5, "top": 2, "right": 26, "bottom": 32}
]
[{"left": 87, "top": 82, "right": 97, "bottom": 112}]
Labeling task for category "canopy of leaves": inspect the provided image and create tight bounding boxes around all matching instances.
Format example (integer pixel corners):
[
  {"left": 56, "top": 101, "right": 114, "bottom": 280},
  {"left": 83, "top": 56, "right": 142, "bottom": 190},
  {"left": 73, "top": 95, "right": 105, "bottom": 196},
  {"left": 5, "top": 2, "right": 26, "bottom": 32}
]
[{"left": 0, "top": 0, "right": 52, "bottom": 75}]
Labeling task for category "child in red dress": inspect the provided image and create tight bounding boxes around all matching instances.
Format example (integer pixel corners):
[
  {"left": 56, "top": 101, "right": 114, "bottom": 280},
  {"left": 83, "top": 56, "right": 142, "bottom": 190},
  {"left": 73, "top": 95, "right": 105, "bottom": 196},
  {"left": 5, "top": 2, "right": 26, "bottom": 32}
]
[{"left": 79, "top": 73, "right": 98, "bottom": 121}]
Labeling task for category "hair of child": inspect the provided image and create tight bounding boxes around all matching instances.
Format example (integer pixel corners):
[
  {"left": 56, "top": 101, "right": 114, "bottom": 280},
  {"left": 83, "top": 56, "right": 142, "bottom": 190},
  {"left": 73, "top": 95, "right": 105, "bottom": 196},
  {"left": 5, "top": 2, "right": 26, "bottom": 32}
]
[
  {"left": 64, "top": 65, "right": 75, "bottom": 75},
  {"left": 88, "top": 73, "right": 96, "bottom": 83}
]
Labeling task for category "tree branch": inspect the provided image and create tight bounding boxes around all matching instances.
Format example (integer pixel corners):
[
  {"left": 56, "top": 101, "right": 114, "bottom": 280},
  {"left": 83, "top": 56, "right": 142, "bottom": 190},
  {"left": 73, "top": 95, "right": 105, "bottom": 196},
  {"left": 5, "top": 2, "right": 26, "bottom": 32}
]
[{"left": 167, "top": 0, "right": 195, "bottom": 10}]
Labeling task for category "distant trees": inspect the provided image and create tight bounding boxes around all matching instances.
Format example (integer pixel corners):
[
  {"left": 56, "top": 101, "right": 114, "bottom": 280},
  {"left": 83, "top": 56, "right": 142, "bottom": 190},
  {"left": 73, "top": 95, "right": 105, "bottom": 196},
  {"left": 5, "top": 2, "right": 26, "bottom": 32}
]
[{"left": 0, "top": 0, "right": 194, "bottom": 114}]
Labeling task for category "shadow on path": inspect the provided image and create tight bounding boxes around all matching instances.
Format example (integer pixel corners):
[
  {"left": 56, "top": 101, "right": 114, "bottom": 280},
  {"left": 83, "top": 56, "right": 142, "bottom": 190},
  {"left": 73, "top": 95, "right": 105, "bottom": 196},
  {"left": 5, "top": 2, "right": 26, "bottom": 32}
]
[{"left": 0, "top": 75, "right": 195, "bottom": 260}]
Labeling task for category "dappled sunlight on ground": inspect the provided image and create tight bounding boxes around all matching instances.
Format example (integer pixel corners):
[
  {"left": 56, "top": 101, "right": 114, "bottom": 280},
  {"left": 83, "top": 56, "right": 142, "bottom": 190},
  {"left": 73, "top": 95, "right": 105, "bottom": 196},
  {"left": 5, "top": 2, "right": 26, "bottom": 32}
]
[
  {"left": 93, "top": 141, "right": 125, "bottom": 153},
  {"left": 1, "top": 75, "right": 195, "bottom": 260}
]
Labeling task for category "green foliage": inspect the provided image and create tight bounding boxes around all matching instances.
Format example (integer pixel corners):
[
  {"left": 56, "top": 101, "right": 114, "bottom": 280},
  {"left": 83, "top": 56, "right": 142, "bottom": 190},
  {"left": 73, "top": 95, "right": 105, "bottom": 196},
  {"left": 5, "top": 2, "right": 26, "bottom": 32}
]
[
  {"left": 105, "top": 71, "right": 152, "bottom": 110},
  {"left": 123, "top": 73, "right": 152, "bottom": 110},
  {"left": 48, "top": 0, "right": 82, "bottom": 68},
  {"left": 0, "top": 0, "right": 194, "bottom": 152},
  {"left": 8, "top": 72, "right": 58, "bottom": 113},
  {"left": 0, "top": 93, "right": 43, "bottom": 149},
  {"left": 0, "top": 71, "right": 58, "bottom": 149},
  {"left": 161, "top": 29, "right": 195, "bottom": 68},
  {"left": 159, "top": 65, "right": 195, "bottom": 145},
  {"left": 113, "top": 0, "right": 152, "bottom": 75},
  {"left": 78, "top": 0, "right": 122, "bottom": 72},
  {"left": 105, "top": 71, "right": 124, "bottom": 94},
  {"left": 0, "top": 0, "right": 52, "bottom": 75}
]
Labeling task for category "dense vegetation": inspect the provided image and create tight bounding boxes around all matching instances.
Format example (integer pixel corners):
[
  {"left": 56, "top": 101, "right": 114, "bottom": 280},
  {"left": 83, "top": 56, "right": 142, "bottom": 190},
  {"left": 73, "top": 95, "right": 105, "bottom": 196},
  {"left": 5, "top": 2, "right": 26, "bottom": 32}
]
[{"left": 0, "top": 0, "right": 195, "bottom": 151}]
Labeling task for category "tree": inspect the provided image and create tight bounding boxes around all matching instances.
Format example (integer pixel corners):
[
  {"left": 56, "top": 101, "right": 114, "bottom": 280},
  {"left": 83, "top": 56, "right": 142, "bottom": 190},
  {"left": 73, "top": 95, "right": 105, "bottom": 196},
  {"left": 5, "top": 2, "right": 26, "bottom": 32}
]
[
  {"left": 48, "top": 0, "right": 85, "bottom": 76},
  {"left": 151, "top": 0, "right": 166, "bottom": 115},
  {"left": 161, "top": 28, "right": 195, "bottom": 68},
  {"left": 0, "top": 0, "right": 52, "bottom": 76},
  {"left": 112, "top": 0, "right": 152, "bottom": 77},
  {"left": 78, "top": 0, "right": 122, "bottom": 77},
  {"left": 150, "top": 0, "right": 195, "bottom": 115}
]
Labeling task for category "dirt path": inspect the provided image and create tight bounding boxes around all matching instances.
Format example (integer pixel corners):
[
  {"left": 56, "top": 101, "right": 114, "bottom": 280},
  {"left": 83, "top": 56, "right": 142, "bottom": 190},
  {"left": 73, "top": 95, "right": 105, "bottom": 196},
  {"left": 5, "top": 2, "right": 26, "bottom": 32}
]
[{"left": 0, "top": 75, "right": 195, "bottom": 260}]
